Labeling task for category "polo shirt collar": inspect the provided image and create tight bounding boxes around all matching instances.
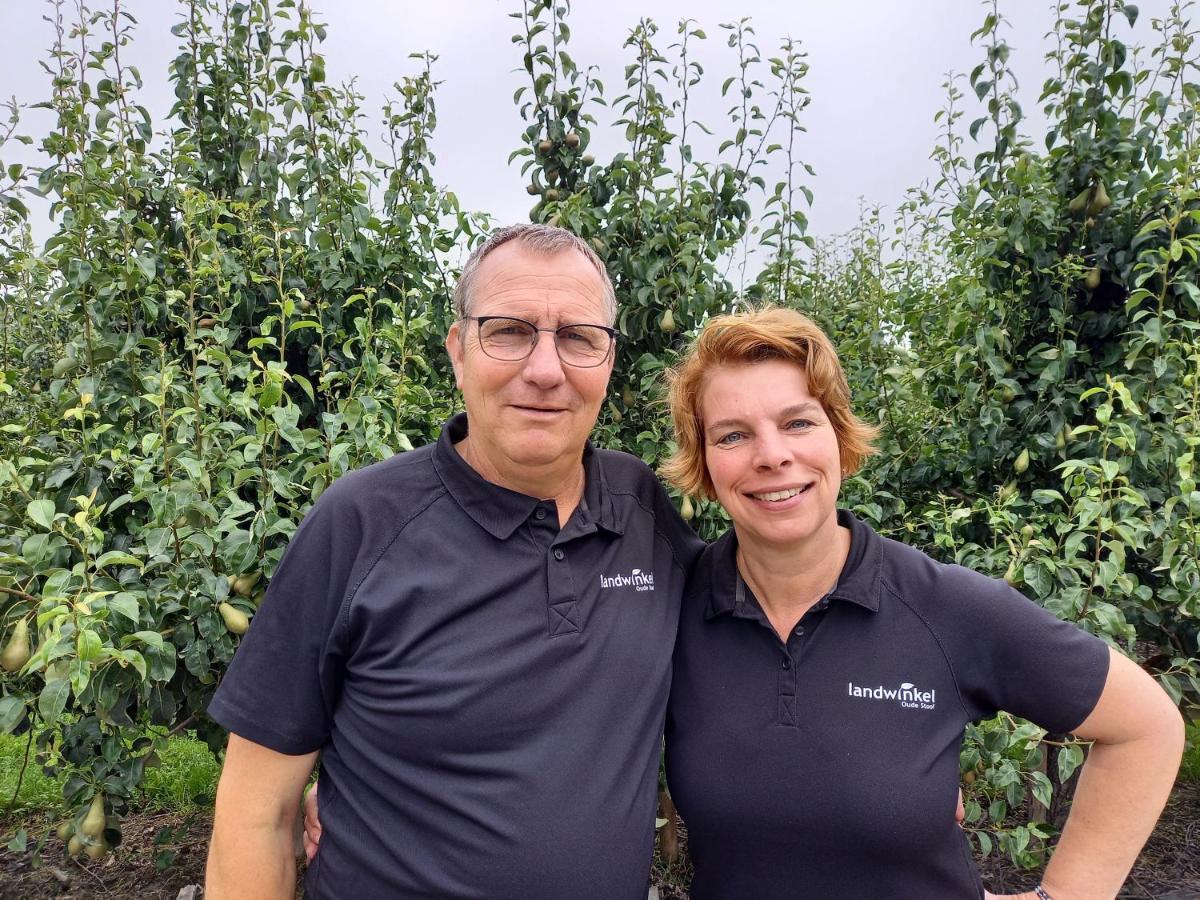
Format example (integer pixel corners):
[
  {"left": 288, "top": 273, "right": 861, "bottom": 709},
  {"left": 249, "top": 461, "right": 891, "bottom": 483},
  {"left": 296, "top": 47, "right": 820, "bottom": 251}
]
[
  {"left": 431, "top": 413, "right": 623, "bottom": 540},
  {"left": 703, "top": 508, "right": 883, "bottom": 620}
]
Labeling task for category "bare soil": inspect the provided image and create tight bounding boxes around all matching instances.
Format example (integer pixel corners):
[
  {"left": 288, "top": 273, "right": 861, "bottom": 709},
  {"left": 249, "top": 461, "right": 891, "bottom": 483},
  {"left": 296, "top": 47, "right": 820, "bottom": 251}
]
[{"left": 1, "top": 782, "right": 1196, "bottom": 899}]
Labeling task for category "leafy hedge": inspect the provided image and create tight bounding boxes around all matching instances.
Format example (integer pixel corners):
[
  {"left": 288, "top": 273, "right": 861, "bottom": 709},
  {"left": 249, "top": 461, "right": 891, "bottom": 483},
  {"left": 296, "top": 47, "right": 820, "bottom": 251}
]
[{"left": 0, "top": 0, "right": 1196, "bottom": 872}]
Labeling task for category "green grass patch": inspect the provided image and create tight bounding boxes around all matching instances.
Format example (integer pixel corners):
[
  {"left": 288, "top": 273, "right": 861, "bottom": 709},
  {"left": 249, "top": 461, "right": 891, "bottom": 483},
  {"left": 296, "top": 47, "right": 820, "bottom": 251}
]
[
  {"left": 1181, "top": 720, "right": 1200, "bottom": 783},
  {"left": 0, "top": 732, "right": 220, "bottom": 820}
]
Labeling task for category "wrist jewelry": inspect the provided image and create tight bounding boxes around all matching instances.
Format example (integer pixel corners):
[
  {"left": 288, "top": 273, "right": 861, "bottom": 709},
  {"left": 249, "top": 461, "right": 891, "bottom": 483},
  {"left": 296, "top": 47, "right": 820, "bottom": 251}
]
[{"left": 1033, "top": 886, "right": 1053, "bottom": 900}]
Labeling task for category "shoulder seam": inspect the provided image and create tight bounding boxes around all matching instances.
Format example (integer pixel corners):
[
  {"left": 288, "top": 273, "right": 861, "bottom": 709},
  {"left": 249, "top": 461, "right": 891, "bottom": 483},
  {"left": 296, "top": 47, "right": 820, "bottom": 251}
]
[
  {"left": 337, "top": 485, "right": 450, "bottom": 635},
  {"left": 880, "top": 574, "right": 973, "bottom": 722},
  {"left": 607, "top": 486, "right": 690, "bottom": 576}
]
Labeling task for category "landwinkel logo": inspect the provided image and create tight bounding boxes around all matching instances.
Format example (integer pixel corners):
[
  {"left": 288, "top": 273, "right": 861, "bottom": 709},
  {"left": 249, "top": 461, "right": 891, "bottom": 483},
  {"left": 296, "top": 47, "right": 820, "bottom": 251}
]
[
  {"left": 599, "top": 568, "right": 655, "bottom": 593},
  {"left": 847, "top": 680, "right": 936, "bottom": 710}
]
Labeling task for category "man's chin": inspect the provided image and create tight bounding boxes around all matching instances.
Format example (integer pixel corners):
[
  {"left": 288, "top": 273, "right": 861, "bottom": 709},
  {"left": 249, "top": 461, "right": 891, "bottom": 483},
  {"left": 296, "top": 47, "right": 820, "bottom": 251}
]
[{"left": 501, "top": 434, "right": 584, "bottom": 469}]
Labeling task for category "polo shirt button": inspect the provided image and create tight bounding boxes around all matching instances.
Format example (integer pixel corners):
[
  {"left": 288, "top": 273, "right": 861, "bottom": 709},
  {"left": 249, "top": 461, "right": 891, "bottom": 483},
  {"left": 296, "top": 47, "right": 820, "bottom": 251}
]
[
  {"left": 781, "top": 657, "right": 791, "bottom": 670},
  {"left": 553, "top": 549, "right": 565, "bottom": 561},
  {"left": 535, "top": 508, "right": 547, "bottom": 520},
  {"left": 794, "top": 626, "right": 804, "bottom": 636}
]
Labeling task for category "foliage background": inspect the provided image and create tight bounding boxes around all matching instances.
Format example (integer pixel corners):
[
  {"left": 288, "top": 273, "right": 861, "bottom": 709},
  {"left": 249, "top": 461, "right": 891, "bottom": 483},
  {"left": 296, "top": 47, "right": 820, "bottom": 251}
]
[{"left": 0, "top": 0, "right": 1197, "bottom": 875}]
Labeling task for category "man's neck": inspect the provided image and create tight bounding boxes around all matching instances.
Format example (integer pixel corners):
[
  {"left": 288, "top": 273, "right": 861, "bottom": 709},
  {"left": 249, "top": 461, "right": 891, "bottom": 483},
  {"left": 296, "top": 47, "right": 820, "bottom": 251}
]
[{"left": 455, "top": 436, "right": 585, "bottom": 527}]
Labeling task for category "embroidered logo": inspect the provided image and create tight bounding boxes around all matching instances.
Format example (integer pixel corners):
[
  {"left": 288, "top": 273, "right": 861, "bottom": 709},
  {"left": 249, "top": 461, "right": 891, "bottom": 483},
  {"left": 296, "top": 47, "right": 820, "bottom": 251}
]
[
  {"left": 599, "top": 568, "right": 655, "bottom": 593},
  {"left": 847, "top": 681, "right": 936, "bottom": 710}
]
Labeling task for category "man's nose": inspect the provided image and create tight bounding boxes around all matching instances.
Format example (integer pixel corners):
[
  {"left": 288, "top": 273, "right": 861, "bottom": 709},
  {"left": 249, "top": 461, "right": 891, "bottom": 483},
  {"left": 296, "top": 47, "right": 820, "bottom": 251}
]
[{"left": 521, "top": 332, "right": 567, "bottom": 388}]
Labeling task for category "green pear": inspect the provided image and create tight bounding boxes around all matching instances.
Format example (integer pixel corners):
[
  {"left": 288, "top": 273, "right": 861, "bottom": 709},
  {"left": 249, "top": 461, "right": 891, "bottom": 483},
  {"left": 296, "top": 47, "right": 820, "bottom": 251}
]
[
  {"left": 1, "top": 619, "right": 30, "bottom": 672},
  {"left": 219, "top": 602, "right": 250, "bottom": 636},
  {"left": 81, "top": 793, "right": 106, "bottom": 839}
]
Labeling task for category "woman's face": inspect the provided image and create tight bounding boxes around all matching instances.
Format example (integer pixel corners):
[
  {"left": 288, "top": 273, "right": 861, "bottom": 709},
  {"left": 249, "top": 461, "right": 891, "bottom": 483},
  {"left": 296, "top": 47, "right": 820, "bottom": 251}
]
[{"left": 700, "top": 359, "right": 843, "bottom": 552}]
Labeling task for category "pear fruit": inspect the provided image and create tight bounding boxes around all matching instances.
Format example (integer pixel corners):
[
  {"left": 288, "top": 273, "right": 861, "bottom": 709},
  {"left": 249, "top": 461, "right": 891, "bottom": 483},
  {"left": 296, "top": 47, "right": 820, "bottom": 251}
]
[
  {"left": 56, "top": 820, "right": 74, "bottom": 842},
  {"left": 232, "top": 572, "right": 260, "bottom": 597},
  {"left": 659, "top": 308, "right": 677, "bottom": 333},
  {"left": 544, "top": 188, "right": 560, "bottom": 202},
  {"left": 84, "top": 840, "right": 108, "bottom": 861},
  {"left": 67, "top": 835, "right": 84, "bottom": 856},
  {"left": 999, "top": 481, "right": 1018, "bottom": 503},
  {"left": 1021, "top": 524, "right": 1035, "bottom": 540},
  {"left": 622, "top": 386, "right": 636, "bottom": 407},
  {"left": 1083, "top": 266, "right": 1101, "bottom": 290},
  {"left": 1056, "top": 425, "right": 1070, "bottom": 451},
  {"left": 81, "top": 793, "right": 106, "bottom": 839},
  {"left": 581, "top": 154, "right": 595, "bottom": 166},
  {"left": 1067, "top": 188, "right": 1090, "bottom": 215},
  {"left": 1, "top": 619, "right": 31, "bottom": 672},
  {"left": 197, "top": 317, "right": 216, "bottom": 329},
  {"left": 680, "top": 496, "right": 695, "bottom": 521},
  {"left": 1014, "top": 448, "right": 1030, "bottom": 475},
  {"left": 1004, "top": 559, "right": 1019, "bottom": 586},
  {"left": 219, "top": 602, "right": 250, "bottom": 636},
  {"left": 526, "top": 183, "right": 539, "bottom": 196},
  {"left": 1088, "top": 181, "right": 1111, "bottom": 215},
  {"left": 565, "top": 132, "right": 581, "bottom": 149},
  {"left": 537, "top": 139, "right": 553, "bottom": 155}
]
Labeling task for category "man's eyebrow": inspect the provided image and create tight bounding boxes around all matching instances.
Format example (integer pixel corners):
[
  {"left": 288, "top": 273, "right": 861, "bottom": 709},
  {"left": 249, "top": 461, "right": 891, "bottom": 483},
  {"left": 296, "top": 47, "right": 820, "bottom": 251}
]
[{"left": 705, "top": 402, "right": 823, "bottom": 434}]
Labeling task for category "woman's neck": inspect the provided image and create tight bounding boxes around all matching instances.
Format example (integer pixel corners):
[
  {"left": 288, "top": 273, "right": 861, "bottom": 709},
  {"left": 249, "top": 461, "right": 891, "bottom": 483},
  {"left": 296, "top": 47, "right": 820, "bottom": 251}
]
[{"left": 735, "top": 520, "right": 852, "bottom": 640}]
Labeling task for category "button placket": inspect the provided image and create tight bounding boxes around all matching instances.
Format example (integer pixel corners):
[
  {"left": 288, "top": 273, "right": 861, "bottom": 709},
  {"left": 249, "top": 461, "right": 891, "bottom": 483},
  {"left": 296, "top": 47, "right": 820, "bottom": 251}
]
[{"left": 547, "top": 543, "right": 579, "bottom": 636}]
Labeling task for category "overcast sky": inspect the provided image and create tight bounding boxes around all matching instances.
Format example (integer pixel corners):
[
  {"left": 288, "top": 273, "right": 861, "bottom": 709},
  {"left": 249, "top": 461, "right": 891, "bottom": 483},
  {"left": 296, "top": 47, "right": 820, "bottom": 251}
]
[{"left": 0, "top": 1, "right": 1174, "bottom": 248}]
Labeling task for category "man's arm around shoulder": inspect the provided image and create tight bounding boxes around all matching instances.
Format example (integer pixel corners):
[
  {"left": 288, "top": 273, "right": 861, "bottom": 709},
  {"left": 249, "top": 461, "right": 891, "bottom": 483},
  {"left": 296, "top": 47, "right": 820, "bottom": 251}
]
[{"left": 206, "top": 733, "right": 318, "bottom": 899}]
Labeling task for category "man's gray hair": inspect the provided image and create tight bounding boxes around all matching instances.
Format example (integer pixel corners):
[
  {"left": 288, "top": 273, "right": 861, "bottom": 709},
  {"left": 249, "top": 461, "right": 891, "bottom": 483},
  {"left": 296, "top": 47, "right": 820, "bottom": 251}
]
[{"left": 454, "top": 224, "right": 618, "bottom": 326}]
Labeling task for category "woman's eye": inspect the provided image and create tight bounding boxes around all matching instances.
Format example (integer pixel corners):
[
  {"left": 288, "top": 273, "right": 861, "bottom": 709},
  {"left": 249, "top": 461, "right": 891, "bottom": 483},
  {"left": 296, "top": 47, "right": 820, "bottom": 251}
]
[
  {"left": 715, "top": 431, "right": 744, "bottom": 445},
  {"left": 786, "top": 419, "right": 815, "bottom": 430}
]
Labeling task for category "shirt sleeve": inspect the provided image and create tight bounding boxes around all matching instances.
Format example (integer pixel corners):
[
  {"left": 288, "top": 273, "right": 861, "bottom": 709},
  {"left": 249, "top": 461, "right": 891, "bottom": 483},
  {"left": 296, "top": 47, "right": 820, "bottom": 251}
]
[
  {"left": 207, "top": 484, "right": 358, "bottom": 754},
  {"left": 935, "top": 565, "right": 1111, "bottom": 734}
]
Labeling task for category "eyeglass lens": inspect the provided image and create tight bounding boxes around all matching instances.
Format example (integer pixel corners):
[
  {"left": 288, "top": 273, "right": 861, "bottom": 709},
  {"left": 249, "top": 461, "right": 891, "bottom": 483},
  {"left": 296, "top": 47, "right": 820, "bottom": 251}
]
[{"left": 477, "top": 317, "right": 612, "bottom": 366}]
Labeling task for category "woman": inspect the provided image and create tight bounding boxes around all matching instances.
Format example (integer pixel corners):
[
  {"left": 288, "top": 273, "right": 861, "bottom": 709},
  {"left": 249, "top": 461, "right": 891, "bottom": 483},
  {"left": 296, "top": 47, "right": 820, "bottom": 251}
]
[{"left": 660, "top": 306, "right": 1183, "bottom": 899}]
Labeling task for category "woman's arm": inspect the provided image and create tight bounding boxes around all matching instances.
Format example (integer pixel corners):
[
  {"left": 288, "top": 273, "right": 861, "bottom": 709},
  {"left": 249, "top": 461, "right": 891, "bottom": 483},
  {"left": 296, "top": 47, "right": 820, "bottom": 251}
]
[
  {"left": 206, "top": 734, "right": 318, "bottom": 899},
  {"left": 1001, "top": 647, "right": 1183, "bottom": 900}
]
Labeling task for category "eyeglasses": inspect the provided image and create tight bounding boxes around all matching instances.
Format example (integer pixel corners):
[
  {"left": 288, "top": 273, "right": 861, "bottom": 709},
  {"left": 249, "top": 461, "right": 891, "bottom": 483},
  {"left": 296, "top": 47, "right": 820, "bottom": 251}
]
[{"left": 465, "top": 315, "right": 618, "bottom": 368}]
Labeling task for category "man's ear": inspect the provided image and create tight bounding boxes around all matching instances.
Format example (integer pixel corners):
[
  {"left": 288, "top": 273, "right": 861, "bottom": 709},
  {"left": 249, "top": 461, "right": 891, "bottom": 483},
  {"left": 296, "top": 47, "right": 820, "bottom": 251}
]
[{"left": 446, "top": 321, "right": 465, "bottom": 391}]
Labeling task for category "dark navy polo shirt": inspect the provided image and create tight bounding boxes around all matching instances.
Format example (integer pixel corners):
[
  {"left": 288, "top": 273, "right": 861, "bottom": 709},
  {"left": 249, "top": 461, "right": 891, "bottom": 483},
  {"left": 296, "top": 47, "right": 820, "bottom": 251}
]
[
  {"left": 209, "top": 413, "right": 702, "bottom": 899},
  {"left": 665, "top": 510, "right": 1109, "bottom": 900}
]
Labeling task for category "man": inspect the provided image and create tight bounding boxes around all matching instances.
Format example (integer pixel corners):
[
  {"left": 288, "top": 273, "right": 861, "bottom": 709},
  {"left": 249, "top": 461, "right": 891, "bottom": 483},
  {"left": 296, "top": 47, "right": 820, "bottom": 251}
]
[{"left": 205, "top": 224, "right": 702, "bottom": 899}]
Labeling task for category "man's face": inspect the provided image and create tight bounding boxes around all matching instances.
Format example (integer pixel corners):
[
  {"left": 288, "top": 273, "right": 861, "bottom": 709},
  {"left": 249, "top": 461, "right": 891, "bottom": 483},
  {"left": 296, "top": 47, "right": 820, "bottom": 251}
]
[{"left": 446, "top": 242, "right": 614, "bottom": 476}]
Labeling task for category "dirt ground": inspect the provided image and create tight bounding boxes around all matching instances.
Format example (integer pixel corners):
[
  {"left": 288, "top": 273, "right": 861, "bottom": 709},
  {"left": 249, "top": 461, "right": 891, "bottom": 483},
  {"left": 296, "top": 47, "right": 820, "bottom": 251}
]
[{"left": 1, "top": 781, "right": 1197, "bottom": 899}]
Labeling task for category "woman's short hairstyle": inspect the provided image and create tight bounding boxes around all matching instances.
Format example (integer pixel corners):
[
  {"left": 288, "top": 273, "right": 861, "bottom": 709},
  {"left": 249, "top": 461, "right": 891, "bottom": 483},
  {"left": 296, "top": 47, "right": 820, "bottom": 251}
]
[{"left": 661, "top": 306, "right": 879, "bottom": 500}]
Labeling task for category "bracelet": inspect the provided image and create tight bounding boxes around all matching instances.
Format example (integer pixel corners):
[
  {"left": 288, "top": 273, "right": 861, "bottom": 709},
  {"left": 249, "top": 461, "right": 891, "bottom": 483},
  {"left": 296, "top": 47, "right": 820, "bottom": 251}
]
[{"left": 1034, "top": 886, "right": 1053, "bottom": 900}]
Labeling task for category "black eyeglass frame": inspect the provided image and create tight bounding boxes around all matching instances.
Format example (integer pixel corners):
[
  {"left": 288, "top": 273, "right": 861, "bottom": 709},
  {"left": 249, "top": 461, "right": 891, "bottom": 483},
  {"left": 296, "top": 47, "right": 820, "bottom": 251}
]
[{"left": 463, "top": 315, "right": 619, "bottom": 368}]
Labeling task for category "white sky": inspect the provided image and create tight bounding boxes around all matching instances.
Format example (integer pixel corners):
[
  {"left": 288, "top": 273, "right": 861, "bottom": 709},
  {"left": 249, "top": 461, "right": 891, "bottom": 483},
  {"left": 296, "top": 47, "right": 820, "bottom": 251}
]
[{"left": 0, "top": 1, "right": 1174, "bottom": 248}]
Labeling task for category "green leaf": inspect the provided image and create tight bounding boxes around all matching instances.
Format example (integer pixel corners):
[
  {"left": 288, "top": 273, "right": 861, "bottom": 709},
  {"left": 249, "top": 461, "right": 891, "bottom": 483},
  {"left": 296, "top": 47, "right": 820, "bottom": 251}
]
[
  {"left": 0, "top": 696, "right": 26, "bottom": 734},
  {"left": 108, "top": 593, "right": 140, "bottom": 625},
  {"left": 38, "top": 677, "right": 71, "bottom": 723},
  {"left": 76, "top": 628, "right": 102, "bottom": 662},
  {"left": 26, "top": 499, "right": 56, "bottom": 530},
  {"left": 94, "top": 551, "right": 143, "bottom": 571},
  {"left": 1057, "top": 743, "right": 1084, "bottom": 783}
]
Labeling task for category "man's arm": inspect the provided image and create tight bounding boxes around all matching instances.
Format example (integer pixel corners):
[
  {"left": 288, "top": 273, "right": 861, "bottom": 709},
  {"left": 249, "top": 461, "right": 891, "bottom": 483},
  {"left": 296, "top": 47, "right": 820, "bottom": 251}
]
[
  {"left": 994, "top": 647, "right": 1184, "bottom": 900},
  {"left": 206, "top": 734, "right": 319, "bottom": 900}
]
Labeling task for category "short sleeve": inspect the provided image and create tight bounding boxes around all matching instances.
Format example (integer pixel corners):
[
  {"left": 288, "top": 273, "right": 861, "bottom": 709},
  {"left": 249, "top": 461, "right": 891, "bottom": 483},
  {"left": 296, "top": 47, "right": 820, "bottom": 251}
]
[
  {"left": 207, "top": 486, "right": 357, "bottom": 754},
  {"left": 938, "top": 568, "right": 1111, "bottom": 734}
]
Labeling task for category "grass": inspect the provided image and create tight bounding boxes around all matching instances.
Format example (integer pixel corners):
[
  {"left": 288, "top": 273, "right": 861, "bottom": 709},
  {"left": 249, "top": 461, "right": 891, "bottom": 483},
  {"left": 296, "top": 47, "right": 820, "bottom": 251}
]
[
  {"left": 1181, "top": 720, "right": 1200, "bottom": 783},
  {"left": 0, "top": 732, "right": 220, "bottom": 821}
]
